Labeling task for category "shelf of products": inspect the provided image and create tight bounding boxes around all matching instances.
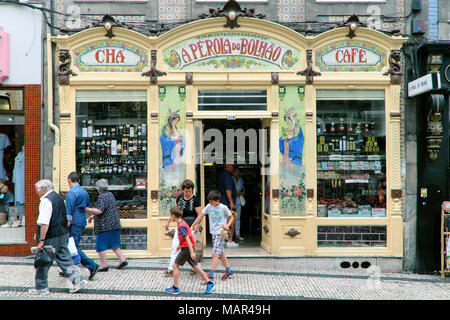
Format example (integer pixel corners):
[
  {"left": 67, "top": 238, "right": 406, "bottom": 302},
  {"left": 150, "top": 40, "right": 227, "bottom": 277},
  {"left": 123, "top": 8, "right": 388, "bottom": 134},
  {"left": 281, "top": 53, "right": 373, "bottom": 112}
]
[
  {"left": 316, "top": 99, "right": 386, "bottom": 219},
  {"left": 76, "top": 101, "right": 148, "bottom": 219}
]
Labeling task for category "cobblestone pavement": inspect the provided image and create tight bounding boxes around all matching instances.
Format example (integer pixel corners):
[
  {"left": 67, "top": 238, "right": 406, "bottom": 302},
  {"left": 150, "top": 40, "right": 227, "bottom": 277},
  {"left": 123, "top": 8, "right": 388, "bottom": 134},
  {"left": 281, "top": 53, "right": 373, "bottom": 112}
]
[{"left": 0, "top": 256, "right": 449, "bottom": 300}]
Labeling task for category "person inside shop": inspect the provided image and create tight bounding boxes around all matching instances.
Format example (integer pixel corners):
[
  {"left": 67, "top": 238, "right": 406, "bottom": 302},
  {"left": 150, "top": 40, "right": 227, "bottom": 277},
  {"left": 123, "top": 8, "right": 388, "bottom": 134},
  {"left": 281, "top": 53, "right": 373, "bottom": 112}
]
[
  {"left": 217, "top": 164, "right": 238, "bottom": 247},
  {"left": 0, "top": 181, "right": 15, "bottom": 227},
  {"left": 232, "top": 166, "right": 245, "bottom": 242}
]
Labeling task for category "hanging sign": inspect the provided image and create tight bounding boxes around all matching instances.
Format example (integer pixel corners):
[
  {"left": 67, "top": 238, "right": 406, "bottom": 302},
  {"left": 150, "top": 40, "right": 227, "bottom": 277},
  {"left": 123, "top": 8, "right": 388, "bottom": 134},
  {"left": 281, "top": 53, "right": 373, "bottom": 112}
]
[
  {"left": 315, "top": 40, "right": 386, "bottom": 72},
  {"left": 408, "top": 73, "right": 441, "bottom": 97},
  {"left": 0, "top": 27, "right": 10, "bottom": 83},
  {"left": 73, "top": 40, "right": 148, "bottom": 72},
  {"left": 163, "top": 32, "right": 300, "bottom": 71}
]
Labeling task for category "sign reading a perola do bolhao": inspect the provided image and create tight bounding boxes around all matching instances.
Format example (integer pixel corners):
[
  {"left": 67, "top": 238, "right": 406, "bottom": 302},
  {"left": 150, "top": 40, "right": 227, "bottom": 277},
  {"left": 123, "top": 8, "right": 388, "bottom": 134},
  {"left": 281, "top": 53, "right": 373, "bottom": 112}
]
[
  {"left": 163, "top": 32, "right": 300, "bottom": 71},
  {"left": 315, "top": 40, "right": 387, "bottom": 72},
  {"left": 73, "top": 40, "right": 148, "bottom": 72}
]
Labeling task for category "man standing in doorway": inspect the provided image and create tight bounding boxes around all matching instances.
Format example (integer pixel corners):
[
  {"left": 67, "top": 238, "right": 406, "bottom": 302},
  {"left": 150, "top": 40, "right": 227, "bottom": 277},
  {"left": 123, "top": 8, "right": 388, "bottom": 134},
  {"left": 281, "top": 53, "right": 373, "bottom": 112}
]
[
  {"left": 217, "top": 164, "right": 238, "bottom": 247},
  {"left": 65, "top": 172, "right": 99, "bottom": 280}
]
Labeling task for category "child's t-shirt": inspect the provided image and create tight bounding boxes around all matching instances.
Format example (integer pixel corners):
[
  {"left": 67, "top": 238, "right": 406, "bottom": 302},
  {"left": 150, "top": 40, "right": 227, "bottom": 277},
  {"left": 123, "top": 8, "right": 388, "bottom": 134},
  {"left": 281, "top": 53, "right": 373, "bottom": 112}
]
[
  {"left": 202, "top": 203, "right": 231, "bottom": 235},
  {"left": 177, "top": 219, "right": 195, "bottom": 248}
]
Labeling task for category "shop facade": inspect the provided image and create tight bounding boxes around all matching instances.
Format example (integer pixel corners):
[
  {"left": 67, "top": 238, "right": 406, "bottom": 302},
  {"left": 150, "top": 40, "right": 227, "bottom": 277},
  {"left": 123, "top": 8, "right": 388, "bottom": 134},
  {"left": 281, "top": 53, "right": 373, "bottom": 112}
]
[
  {"left": 0, "top": 4, "right": 42, "bottom": 255},
  {"left": 50, "top": 16, "right": 407, "bottom": 269}
]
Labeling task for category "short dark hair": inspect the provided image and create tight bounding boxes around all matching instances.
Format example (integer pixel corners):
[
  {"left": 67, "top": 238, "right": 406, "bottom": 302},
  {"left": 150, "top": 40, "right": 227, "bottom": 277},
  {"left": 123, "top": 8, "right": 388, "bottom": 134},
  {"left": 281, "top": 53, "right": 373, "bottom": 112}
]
[
  {"left": 181, "top": 179, "right": 195, "bottom": 190},
  {"left": 207, "top": 189, "right": 221, "bottom": 201},
  {"left": 68, "top": 171, "right": 80, "bottom": 183},
  {"left": 170, "top": 206, "right": 183, "bottom": 218}
]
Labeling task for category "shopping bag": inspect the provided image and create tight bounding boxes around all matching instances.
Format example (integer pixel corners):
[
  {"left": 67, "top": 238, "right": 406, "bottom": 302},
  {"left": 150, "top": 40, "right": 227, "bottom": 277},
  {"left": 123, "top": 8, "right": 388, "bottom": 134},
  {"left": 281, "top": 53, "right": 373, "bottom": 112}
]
[
  {"left": 67, "top": 236, "right": 78, "bottom": 257},
  {"left": 34, "top": 249, "right": 53, "bottom": 268}
]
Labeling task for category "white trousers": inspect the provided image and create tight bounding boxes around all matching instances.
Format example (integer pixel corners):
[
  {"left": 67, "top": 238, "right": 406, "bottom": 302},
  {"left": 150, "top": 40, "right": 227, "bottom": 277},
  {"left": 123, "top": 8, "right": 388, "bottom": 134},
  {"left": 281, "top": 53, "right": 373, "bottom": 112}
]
[
  {"left": 235, "top": 204, "right": 242, "bottom": 236},
  {"left": 168, "top": 229, "right": 179, "bottom": 271}
]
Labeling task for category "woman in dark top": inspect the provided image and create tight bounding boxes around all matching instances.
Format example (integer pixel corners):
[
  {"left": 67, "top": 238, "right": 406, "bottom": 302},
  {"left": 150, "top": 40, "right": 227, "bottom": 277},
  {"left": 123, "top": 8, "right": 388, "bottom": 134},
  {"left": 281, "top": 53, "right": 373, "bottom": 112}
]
[
  {"left": 85, "top": 179, "right": 128, "bottom": 272},
  {"left": 164, "top": 179, "right": 202, "bottom": 277}
]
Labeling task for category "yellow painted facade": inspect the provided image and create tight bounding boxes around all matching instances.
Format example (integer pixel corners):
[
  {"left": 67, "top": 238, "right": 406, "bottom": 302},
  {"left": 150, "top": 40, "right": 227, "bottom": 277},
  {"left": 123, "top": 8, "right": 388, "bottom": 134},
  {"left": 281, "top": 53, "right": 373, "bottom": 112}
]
[{"left": 50, "top": 18, "right": 407, "bottom": 258}]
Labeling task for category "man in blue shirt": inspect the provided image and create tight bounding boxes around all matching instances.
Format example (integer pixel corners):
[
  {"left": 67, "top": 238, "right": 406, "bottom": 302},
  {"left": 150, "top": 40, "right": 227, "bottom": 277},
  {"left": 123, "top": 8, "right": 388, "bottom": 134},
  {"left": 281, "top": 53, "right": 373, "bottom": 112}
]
[
  {"left": 217, "top": 164, "right": 236, "bottom": 210},
  {"left": 65, "top": 172, "right": 99, "bottom": 280}
]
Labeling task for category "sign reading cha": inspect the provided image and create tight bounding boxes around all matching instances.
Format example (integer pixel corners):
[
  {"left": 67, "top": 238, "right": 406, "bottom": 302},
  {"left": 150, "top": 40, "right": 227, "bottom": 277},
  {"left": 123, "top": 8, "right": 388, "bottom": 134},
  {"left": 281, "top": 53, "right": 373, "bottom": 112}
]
[
  {"left": 80, "top": 47, "right": 143, "bottom": 66},
  {"left": 164, "top": 33, "right": 299, "bottom": 70}
]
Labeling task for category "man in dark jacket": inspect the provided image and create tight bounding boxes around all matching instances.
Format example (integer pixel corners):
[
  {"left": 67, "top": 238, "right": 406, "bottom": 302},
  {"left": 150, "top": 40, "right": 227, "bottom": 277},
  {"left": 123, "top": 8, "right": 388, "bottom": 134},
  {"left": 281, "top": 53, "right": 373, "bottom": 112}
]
[{"left": 29, "top": 179, "right": 87, "bottom": 295}]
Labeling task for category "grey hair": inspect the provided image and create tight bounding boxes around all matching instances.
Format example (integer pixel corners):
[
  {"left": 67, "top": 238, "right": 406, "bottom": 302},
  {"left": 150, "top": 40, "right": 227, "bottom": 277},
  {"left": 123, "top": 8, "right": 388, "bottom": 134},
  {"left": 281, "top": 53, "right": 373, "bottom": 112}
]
[
  {"left": 35, "top": 179, "right": 54, "bottom": 192},
  {"left": 95, "top": 179, "right": 109, "bottom": 192}
]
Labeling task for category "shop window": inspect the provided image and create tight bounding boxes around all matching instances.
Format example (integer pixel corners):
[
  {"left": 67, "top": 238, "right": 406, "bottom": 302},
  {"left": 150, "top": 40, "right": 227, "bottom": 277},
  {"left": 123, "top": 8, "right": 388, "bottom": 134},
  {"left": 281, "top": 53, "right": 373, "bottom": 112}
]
[
  {"left": 316, "top": 89, "right": 386, "bottom": 219},
  {"left": 198, "top": 90, "right": 267, "bottom": 111},
  {"left": 75, "top": 90, "right": 148, "bottom": 220},
  {"left": 0, "top": 88, "right": 25, "bottom": 242}
]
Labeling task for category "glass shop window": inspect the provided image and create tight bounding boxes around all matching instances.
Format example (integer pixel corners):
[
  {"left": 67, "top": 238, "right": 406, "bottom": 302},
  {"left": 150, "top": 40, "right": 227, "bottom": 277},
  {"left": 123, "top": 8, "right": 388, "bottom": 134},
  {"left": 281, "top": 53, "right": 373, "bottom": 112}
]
[
  {"left": 198, "top": 90, "right": 267, "bottom": 111},
  {"left": 76, "top": 90, "right": 148, "bottom": 220},
  {"left": 316, "top": 89, "right": 386, "bottom": 218},
  {"left": 0, "top": 88, "right": 25, "bottom": 243}
]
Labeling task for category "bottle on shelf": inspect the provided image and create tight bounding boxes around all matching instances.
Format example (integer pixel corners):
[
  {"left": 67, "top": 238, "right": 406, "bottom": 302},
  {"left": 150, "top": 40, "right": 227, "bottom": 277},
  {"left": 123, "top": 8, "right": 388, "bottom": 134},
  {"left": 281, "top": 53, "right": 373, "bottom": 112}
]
[
  {"left": 87, "top": 120, "right": 94, "bottom": 138},
  {"left": 82, "top": 120, "right": 88, "bottom": 138}
]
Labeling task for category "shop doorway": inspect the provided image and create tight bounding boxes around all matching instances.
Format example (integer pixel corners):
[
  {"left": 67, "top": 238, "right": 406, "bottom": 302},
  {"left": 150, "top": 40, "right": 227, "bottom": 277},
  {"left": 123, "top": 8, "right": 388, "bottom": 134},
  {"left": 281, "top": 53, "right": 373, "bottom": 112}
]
[{"left": 195, "top": 118, "right": 268, "bottom": 249}]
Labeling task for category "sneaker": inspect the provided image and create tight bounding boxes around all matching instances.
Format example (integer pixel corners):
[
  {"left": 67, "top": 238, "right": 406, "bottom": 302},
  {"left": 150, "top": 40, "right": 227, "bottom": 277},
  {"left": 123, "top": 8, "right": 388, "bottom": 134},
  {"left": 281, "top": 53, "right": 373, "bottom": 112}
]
[
  {"left": 226, "top": 241, "right": 239, "bottom": 248},
  {"left": 69, "top": 279, "right": 87, "bottom": 294},
  {"left": 221, "top": 271, "right": 234, "bottom": 281},
  {"left": 237, "top": 235, "right": 245, "bottom": 241},
  {"left": 28, "top": 288, "right": 50, "bottom": 295},
  {"left": 89, "top": 265, "right": 100, "bottom": 280},
  {"left": 201, "top": 274, "right": 211, "bottom": 285},
  {"left": 165, "top": 286, "right": 180, "bottom": 295},
  {"left": 205, "top": 281, "right": 215, "bottom": 294}
]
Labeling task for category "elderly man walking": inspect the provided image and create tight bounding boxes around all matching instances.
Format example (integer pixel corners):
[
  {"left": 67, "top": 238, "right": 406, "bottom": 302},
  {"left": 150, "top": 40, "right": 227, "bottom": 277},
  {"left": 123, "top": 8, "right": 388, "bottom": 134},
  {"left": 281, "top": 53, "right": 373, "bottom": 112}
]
[
  {"left": 29, "top": 179, "right": 87, "bottom": 295},
  {"left": 65, "top": 172, "right": 99, "bottom": 280}
]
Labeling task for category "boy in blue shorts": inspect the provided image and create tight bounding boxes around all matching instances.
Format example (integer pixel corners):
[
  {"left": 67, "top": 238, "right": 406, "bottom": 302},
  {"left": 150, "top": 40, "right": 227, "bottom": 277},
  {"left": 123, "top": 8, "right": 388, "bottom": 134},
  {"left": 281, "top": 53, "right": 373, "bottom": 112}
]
[
  {"left": 192, "top": 189, "right": 235, "bottom": 282},
  {"left": 165, "top": 206, "right": 215, "bottom": 295}
]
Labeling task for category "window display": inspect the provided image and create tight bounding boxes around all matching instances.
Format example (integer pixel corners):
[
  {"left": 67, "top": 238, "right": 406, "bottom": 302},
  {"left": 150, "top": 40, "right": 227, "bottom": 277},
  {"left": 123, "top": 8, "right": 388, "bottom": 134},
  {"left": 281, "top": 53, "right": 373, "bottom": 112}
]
[
  {"left": 316, "top": 90, "right": 386, "bottom": 218},
  {"left": 0, "top": 112, "right": 25, "bottom": 233},
  {"left": 76, "top": 91, "right": 148, "bottom": 219}
]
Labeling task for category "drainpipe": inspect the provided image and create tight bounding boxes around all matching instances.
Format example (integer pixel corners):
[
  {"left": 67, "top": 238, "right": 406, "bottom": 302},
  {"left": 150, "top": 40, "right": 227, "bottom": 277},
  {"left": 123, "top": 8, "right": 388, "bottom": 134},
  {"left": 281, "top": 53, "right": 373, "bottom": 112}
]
[{"left": 46, "top": 36, "right": 61, "bottom": 192}]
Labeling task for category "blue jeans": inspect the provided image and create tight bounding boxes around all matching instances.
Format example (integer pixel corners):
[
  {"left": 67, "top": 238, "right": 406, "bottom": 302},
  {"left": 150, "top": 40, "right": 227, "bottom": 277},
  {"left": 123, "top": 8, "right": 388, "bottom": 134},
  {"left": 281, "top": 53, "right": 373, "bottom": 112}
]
[{"left": 70, "top": 224, "right": 97, "bottom": 271}]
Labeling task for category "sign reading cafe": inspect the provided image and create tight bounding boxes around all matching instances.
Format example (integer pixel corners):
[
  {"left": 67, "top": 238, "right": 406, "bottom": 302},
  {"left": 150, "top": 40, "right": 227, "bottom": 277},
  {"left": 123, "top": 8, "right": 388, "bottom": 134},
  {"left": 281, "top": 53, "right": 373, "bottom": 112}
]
[{"left": 163, "top": 32, "right": 300, "bottom": 71}]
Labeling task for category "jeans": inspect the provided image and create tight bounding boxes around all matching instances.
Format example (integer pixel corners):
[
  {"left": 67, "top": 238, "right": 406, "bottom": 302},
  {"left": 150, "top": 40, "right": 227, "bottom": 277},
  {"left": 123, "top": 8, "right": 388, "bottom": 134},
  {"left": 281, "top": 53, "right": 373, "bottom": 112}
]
[
  {"left": 35, "top": 233, "right": 84, "bottom": 289},
  {"left": 70, "top": 224, "right": 98, "bottom": 271}
]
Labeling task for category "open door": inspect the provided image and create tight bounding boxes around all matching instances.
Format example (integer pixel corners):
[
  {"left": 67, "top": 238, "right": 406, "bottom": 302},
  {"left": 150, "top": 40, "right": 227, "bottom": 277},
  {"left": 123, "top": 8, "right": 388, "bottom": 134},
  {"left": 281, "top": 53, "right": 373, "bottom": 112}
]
[
  {"left": 260, "top": 119, "right": 271, "bottom": 250},
  {"left": 194, "top": 120, "right": 207, "bottom": 251}
]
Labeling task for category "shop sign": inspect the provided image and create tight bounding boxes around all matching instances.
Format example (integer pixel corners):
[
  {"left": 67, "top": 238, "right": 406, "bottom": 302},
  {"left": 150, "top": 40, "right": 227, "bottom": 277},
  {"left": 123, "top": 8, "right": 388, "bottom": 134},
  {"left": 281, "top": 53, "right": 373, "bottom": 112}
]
[
  {"left": 315, "top": 40, "right": 386, "bottom": 72},
  {"left": 0, "top": 27, "right": 10, "bottom": 83},
  {"left": 73, "top": 40, "right": 148, "bottom": 72},
  {"left": 408, "top": 73, "right": 441, "bottom": 97},
  {"left": 163, "top": 32, "right": 300, "bottom": 71}
]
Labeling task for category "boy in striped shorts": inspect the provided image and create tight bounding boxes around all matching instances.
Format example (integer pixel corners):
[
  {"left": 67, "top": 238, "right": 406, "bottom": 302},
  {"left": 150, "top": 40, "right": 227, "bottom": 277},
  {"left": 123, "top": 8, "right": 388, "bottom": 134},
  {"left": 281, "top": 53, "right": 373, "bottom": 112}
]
[{"left": 192, "top": 189, "right": 235, "bottom": 282}]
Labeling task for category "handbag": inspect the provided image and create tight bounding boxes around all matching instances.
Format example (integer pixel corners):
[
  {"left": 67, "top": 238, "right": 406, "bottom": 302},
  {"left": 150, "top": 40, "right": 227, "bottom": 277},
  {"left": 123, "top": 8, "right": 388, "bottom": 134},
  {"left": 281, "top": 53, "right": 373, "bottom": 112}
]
[
  {"left": 239, "top": 195, "right": 246, "bottom": 207},
  {"left": 67, "top": 236, "right": 78, "bottom": 257},
  {"left": 34, "top": 249, "right": 53, "bottom": 268}
]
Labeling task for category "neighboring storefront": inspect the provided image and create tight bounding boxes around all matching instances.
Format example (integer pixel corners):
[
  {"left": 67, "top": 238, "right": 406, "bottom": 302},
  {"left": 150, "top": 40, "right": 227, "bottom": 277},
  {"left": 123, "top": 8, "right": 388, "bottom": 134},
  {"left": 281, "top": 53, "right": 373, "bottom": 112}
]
[
  {"left": 410, "top": 42, "right": 450, "bottom": 273},
  {"left": 0, "top": 6, "right": 42, "bottom": 255},
  {"left": 50, "top": 16, "right": 407, "bottom": 267}
]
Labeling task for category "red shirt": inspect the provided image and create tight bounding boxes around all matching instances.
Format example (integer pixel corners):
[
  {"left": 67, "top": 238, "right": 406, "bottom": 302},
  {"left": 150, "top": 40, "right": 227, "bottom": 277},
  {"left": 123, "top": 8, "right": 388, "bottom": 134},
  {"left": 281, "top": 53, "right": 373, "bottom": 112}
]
[{"left": 177, "top": 219, "right": 195, "bottom": 248}]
